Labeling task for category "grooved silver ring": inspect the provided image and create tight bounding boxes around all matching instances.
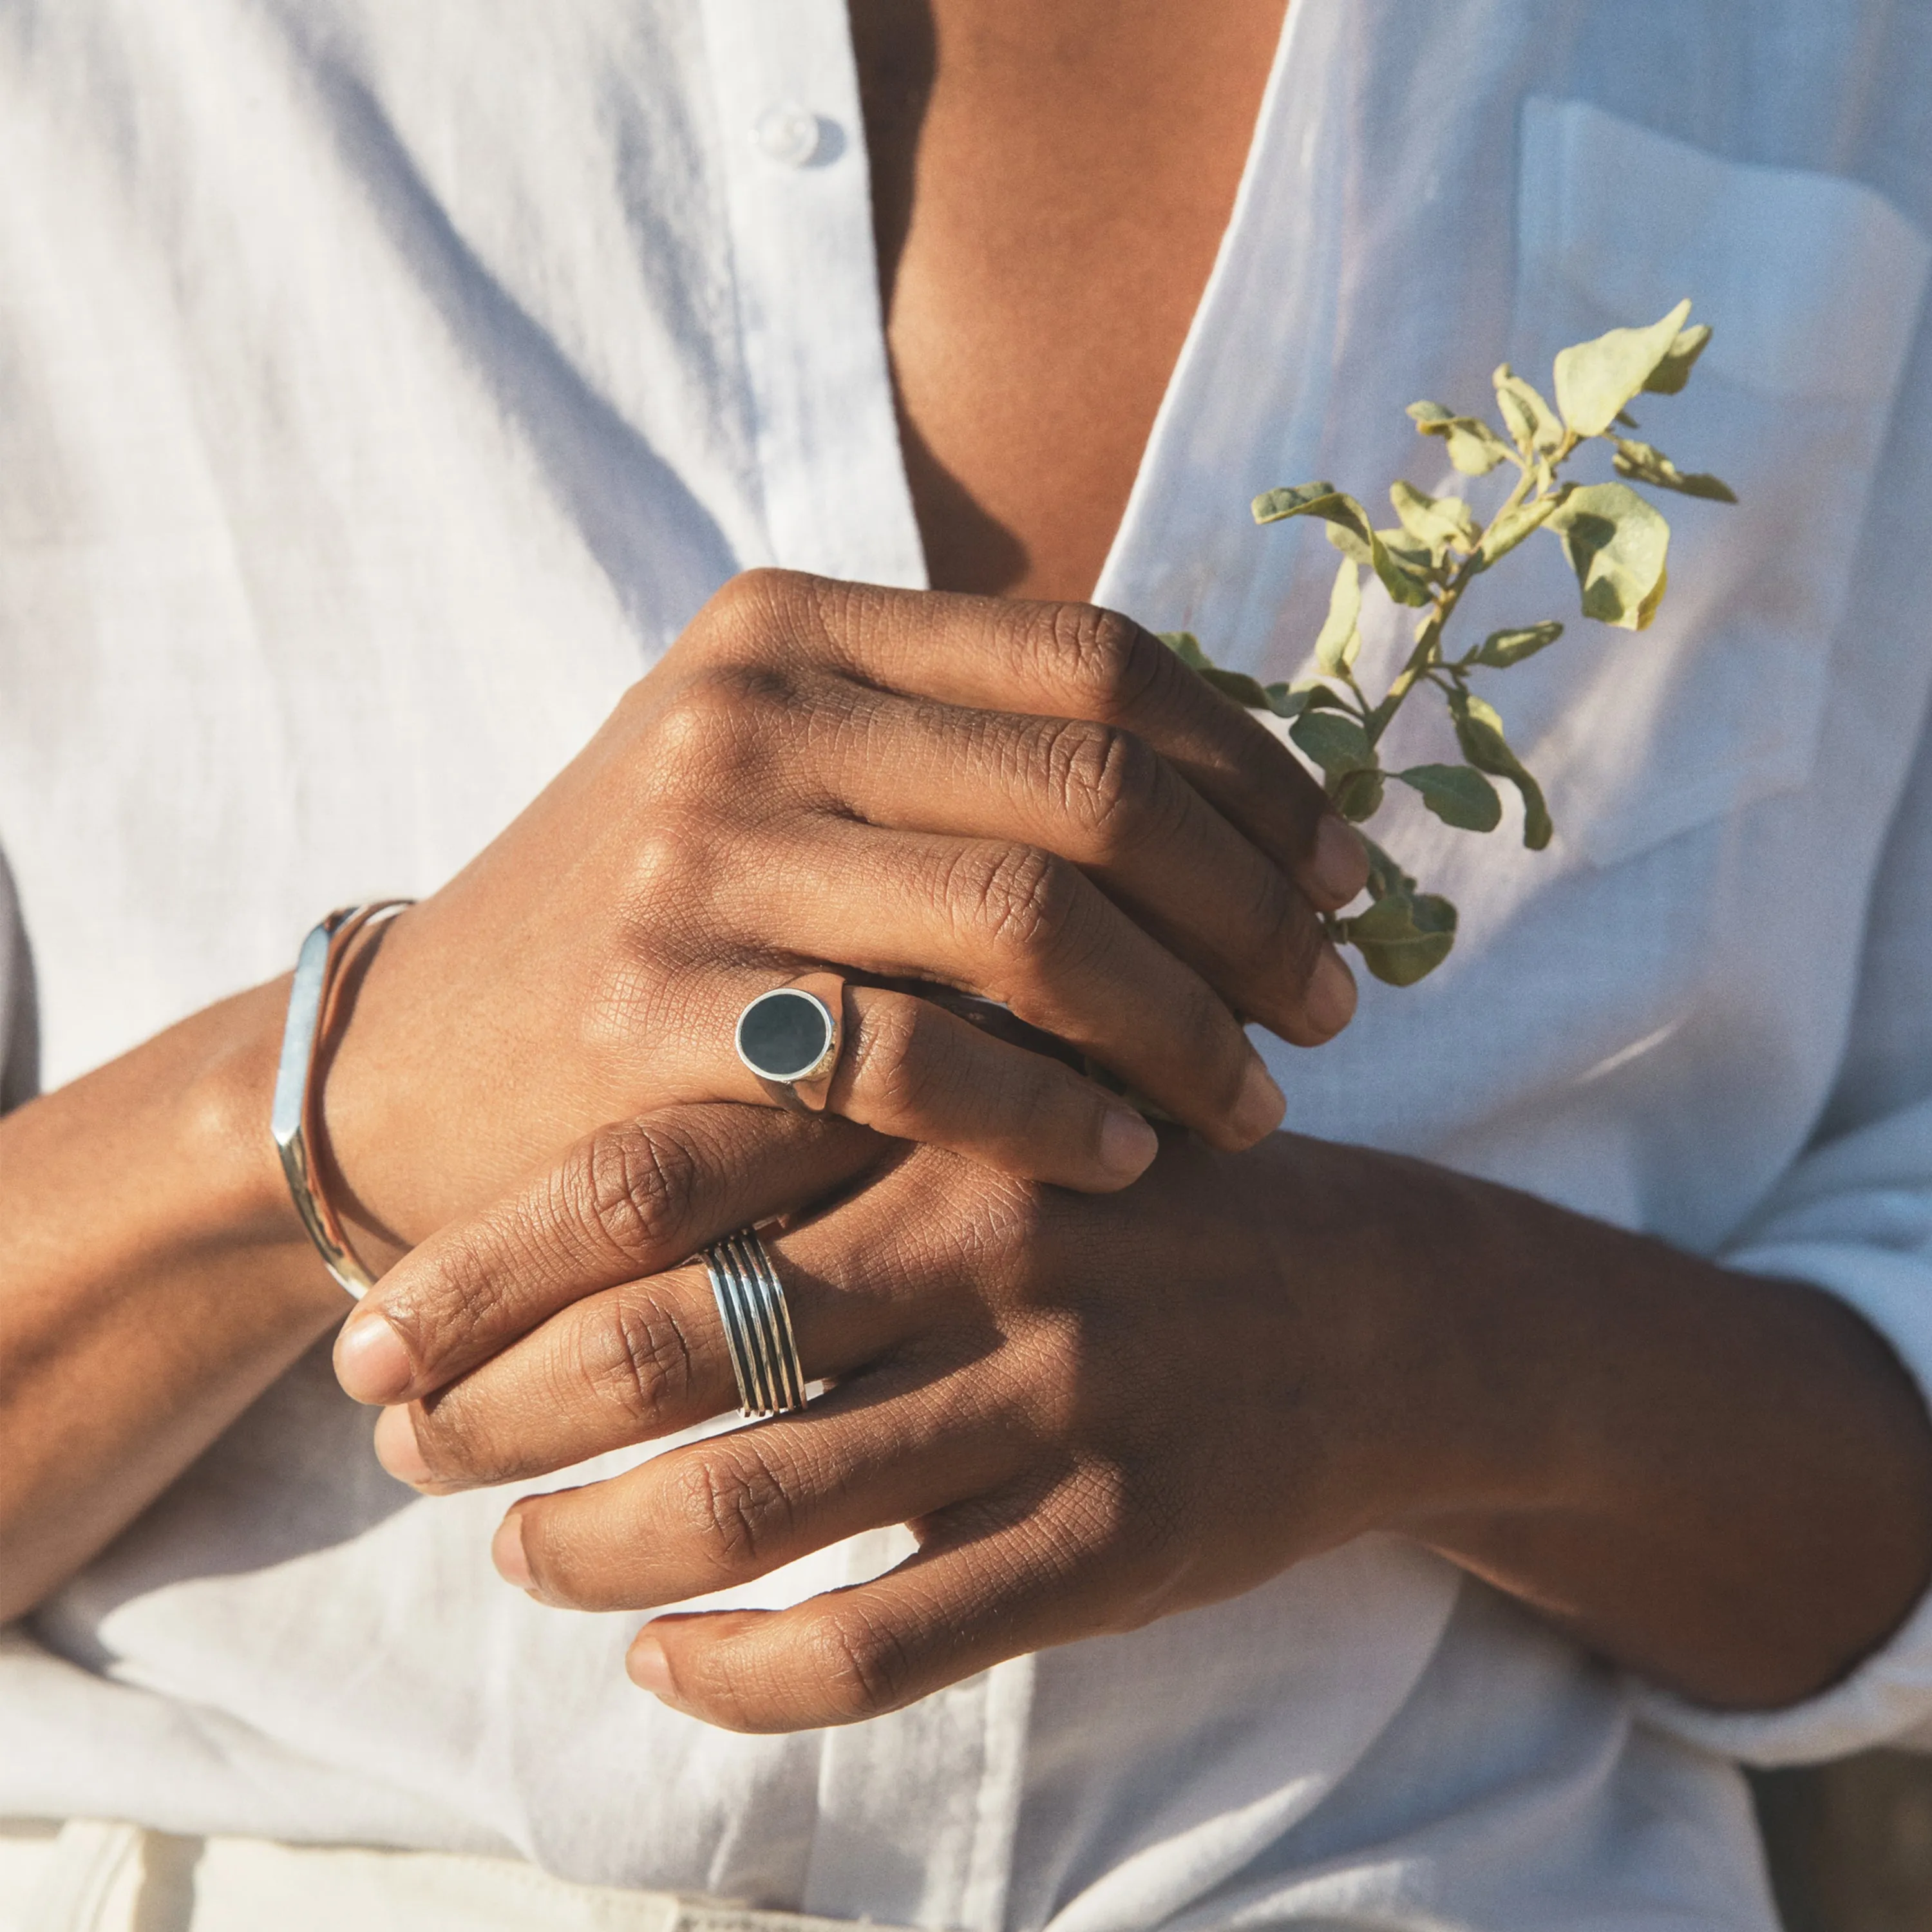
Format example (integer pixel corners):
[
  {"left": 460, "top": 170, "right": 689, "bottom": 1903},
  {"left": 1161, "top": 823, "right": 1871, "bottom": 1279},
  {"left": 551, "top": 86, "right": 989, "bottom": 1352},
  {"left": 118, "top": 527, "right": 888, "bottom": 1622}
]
[{"left": 701, "top": 1227, "right": 808, "bottom": 1419}]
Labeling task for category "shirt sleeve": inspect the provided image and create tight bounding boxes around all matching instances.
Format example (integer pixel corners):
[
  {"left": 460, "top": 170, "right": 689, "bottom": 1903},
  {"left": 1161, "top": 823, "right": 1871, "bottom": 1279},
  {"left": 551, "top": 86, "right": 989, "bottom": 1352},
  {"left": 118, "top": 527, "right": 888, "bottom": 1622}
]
[
  {"left": 1633, "top": 700, "right": 1932, "bottom": 1765},
  {"left": 0, "top": 844, "right": 37, "bottom": 1115}
]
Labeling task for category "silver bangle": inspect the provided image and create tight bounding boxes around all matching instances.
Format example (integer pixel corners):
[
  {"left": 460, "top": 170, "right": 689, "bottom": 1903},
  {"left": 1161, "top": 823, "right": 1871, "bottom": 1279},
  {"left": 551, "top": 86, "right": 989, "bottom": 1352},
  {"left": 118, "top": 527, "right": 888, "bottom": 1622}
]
[{"left": 270, "top": 902, "right": 412, "bottom": 1299}]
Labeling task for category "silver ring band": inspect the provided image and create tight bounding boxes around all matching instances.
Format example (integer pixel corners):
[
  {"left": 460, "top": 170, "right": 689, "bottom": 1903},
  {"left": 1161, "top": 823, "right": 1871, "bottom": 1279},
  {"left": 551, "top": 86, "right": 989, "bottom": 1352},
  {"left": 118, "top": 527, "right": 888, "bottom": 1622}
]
[{"left": 702, "top": 1227, "right": 808, "bottom": 1419}]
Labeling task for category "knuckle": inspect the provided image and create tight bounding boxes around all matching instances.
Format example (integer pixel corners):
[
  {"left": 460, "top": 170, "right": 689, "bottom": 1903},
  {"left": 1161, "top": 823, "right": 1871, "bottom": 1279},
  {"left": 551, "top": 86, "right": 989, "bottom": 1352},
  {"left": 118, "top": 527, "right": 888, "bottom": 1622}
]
[
  {"left": 842, "top": 995, "right": 948, "bottom": 1122},
  {"left": 559, "top": 1119, "right": 703, "bottom": 1267},
  {"left": 700, "top": 566, "right": 806, "bottom": 643},
  {"left": 626, "top": 819, "right": 702, "bottom": 901},
  {"left": 1019, "top": 1312, "right": 1089, "bottom": 1433},
  {"left": 952, "top": 841, "right": 1083, "bottom": 971},
  {"left": 578, "top": 1287, "right": 699, "bottom": 1428},
  {"left": 1042, "top": 719, "right": 1162, "bottom": 858},
  {"left": 649, "top": 670, "right": 772, "bottom": 774},
  {"left": 663, "top": 1443, "right": 797, "bottom": 1577},
  {"left": 807, "top": 1600, "right": 919, "bottom": 1722},
  {"left": 1043, "top": 604, "right": 1164, "bottom": 722},
  {"left": 386, "top": 1245, "right": 502, "bottom": 1368},
  {"left": 1043, "top": 1455, "right": 1151, "bottom": 1587}
]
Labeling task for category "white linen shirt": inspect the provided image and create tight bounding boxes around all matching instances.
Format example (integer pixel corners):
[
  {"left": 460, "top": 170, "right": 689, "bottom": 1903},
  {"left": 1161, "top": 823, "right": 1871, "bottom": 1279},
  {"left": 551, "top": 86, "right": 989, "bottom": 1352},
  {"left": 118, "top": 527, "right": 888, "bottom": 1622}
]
[{"left": 4, "top": 3, "right": 1932, "bottom": 1927}]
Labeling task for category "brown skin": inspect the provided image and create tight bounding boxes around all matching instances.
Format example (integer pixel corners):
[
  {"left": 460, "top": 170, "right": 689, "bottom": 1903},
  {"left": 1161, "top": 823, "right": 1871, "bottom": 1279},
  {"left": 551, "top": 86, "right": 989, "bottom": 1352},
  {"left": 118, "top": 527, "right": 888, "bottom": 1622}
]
[
  {"left": 1, "top": 0, "right": 1928, "bottom": 1725},
  {"left": 0, "top": 576, "right": 1358, "bottom": 1621},
  {"left": 850, "top": 0, "right": 1289, "bottom": 600},
  {"left": 342, "top": 1115, "right": 1932, "bottom": 1728}
]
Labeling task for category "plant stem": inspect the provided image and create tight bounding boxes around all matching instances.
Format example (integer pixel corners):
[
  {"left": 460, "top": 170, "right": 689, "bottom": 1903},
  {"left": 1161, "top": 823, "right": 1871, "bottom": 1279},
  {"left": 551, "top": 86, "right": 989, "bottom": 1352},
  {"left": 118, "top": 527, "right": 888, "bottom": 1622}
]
[{"left": 1359, "top": 435, "right": 1571, "bottom": 750}]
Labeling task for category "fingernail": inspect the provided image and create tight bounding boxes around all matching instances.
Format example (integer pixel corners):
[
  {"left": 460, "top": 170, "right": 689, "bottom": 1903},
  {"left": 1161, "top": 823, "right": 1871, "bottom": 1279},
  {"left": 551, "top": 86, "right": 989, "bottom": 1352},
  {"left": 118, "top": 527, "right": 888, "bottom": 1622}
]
[
  {"left": 372, "top": 1404, "right": 432, "bottom": 1486},
  {"left": 1232, "top": 1055, "right": 1287, "bottom": 1143},
  {"left": 334, "top": 1311, "right": 415, "bottom": 1405},
  {"left": 1097, "top": 1107, "right": 1160, "bottom": 1182},
  {"left": 492, "top": 1510, "right": 533, "bottom": 1591},
  {"left": 1305, "top": 945, "right": 1358, "bottom": 1041},
  {"left": 1311, "top": 814, "right": 1370, "bottom": 907},
  {"left": 628, "top": 1631, "right": 673, "bottom": 1698}
]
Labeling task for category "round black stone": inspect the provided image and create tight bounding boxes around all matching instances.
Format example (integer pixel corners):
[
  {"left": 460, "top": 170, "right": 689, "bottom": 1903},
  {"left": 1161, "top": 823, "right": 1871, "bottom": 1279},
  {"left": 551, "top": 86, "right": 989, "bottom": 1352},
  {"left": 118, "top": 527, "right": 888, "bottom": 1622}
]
[{"left": 738, "top": 989, "right": 833, "bottom": 1081}]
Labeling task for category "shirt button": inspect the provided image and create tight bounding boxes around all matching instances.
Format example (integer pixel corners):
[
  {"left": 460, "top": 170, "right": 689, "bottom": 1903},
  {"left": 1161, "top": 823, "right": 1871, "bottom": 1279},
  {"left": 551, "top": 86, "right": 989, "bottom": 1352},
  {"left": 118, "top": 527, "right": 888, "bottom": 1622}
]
[{"left": 753, "top": 102, "right": 825, "bottom": 168}]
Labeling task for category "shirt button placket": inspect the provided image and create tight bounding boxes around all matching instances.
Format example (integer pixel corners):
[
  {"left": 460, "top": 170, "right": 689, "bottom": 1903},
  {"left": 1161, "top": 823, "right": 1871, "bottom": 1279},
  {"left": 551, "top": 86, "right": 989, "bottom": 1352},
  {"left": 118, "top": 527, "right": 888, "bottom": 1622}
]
[
  {"left": 701, "top": 0, "right": 924, "bottom": 588},
  {"left": 753, "top": 101, "right": 826, "bottom": 169}
]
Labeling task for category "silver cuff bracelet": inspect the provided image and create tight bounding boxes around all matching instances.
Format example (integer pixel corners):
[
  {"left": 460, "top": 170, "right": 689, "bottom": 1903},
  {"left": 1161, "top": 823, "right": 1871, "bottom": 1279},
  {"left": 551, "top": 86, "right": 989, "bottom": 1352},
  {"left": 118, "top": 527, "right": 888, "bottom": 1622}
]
[{"left": 270, "top": 901, "right": 412, "bottom": 1298}]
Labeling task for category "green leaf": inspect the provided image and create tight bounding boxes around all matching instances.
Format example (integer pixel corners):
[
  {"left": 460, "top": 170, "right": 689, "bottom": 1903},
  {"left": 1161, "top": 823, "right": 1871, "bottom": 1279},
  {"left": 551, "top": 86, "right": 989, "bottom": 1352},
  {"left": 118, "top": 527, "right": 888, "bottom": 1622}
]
[
  {"left": 1252, "top": 480, "right": 1368, "bottom": 531},
  {"left": 1551, "top": 299, "right": 1692, "bottom": 438},
  {"left": 1472, "top": 620, "right": 1564, "bottom": 668},
  {"left": 1314, "top": 558, "right": 1362, "bottom": 676},
  {"left": 1268, "top": 679, "right": 1356, "bottom": 721},
  {"left": 1159, "top": 630, "right": 1210, "bottom": 668},
  {"left": 1641, "top": 323, "right": 1712, "bottom": 395},
  {"left": 1397, "top": 762, "right": 1503, "bottom": 832},
  {"left": 1389, "top": 480, "right": 1480, "bottom": 563},
  {"left": 1448, "top": 690, "right": 1553, "bottom": 849},
  {"left": 1407, "top": 401, "right": 1511, "bottom": 477},
  {"left": 1250, "top": 478, "right": 1433, "bottom": 607},
  {"left": 1546, "top": 480, "right": 1672, "bottom": 630},
  {"left": 1361, "top": 836, "right": 1412, "bottom": 903},
  {"left": 1289, "top": 710, "right": 1376, "bottom": 777},
  {"left": 1341, "top": 840, "right": 1460, "bottom": 987},
  {"left": 1331, "top": 768, "right": 1386, "bottom": 823},
  {"left": 1372, "top": 527, "right": 1439, "bottom": 593},
  {"left": 1320, "top": 518, "right": 1373, "bottom": 567},
  {"left": 1611, "top": 437, "right": 1738, "bottom": 504},
  {"left": 1339, "top": 889, "right": 1458, "bottom": 987},
  {"left": 1362, "top": 533, "right": 1434, "bottom": 609},
  {"left": 1493, "top": 365, "right": 1565, "bottom": 455},
  {"left": 1474, "top": 491, "right": 1562, "bottom": 569}
]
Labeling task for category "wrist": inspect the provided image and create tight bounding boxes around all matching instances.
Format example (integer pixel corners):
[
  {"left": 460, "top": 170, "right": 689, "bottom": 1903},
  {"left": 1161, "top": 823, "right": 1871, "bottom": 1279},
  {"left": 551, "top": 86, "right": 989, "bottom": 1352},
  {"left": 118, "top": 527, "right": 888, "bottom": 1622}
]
[
  {"left": 33, "top": 976, "right": 353, "bottom": 1326},
  {"left": 1255, "top": 1135, "right": 1582, "bottom": 1541}
]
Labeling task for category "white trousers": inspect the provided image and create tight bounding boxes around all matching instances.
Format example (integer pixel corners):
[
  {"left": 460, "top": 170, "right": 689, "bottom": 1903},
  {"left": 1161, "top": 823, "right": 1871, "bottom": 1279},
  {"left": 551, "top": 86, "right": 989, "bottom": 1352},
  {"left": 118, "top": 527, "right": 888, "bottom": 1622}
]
[{"left": 0, "top": 1821, "right": 896, "bottom": 1932}]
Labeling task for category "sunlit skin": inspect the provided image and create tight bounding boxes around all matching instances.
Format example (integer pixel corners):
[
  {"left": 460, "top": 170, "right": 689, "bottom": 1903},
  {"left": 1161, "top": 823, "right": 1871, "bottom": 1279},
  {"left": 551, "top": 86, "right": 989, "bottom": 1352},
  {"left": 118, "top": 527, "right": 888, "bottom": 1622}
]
[{"left": 1, "top": 0, "right": 1928, "bottom": 1733}]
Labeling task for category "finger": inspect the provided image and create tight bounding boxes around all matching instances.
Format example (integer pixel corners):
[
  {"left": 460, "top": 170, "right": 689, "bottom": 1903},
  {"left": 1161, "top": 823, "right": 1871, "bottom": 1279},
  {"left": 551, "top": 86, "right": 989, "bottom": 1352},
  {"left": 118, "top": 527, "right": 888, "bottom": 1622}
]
[
  {"left": 332, "top": 1103, "right": 882, "bottom": 1408},
  {"left": 368, "top": 1258, "right": 742, "bottom": 1491},
  {"left": 714, "top": 573, "right": 1369, "bottom": 911},
  {"left": 773, "top": 823, "right": 1285, "bottom": 1150},
  {"left": 381, "top": 1226, "right": 929, "bottom": 1492},
  {"left": 832, "top": 987, "right": 1164, "bottom": 1185},
  {"left": 621, "top": 1478, "right": 1110, "bottom": 1732},
  {"left": 489, "top": 1350, "right": 1022, "bottom": 1601},
  {"left": 818, "top": 684, "right": 1355, "bottom": 1045},
  {"left": 377, "top": 1149, "right": 987, "bottom": 1487},
  {"left": 690, "top": 966, "right": 1159, "bottom": 1191}
]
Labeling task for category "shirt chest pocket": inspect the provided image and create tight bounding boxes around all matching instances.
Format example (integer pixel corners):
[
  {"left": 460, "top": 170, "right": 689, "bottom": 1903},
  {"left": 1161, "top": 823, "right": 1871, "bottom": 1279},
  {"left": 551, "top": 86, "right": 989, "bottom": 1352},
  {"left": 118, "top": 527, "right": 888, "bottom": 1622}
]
[{"left": 1490, "top": 97, "right": 1930, "bottom": 869}]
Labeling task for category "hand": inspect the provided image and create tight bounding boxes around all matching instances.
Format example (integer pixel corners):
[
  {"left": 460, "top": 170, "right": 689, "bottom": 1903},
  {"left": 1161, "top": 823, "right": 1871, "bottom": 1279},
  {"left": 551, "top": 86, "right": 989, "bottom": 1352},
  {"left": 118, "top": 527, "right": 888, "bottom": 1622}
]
[
  {"left": 337, "top": 1104, "right": 1456, "bottom": 1730},
  {"left": 341, "top": 1086, "right": 1932, "bottom": 1729},
  {"left": 321, "top": 571, "right": 1367, "bottom": 1251}
]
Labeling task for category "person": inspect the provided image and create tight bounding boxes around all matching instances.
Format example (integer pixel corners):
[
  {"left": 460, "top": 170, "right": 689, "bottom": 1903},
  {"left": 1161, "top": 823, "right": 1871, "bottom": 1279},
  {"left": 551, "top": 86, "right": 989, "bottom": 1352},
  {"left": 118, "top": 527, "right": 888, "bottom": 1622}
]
[{"left": 5, "top": 2, "right": 1932, "bottom": 1926}]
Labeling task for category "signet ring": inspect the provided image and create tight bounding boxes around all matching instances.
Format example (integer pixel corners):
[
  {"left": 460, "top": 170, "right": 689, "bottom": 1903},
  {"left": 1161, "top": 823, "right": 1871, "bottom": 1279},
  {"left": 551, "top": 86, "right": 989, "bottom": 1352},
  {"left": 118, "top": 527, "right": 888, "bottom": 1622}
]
[{"left": 735, "top": 972, "right": 846, "bottom": 1113}]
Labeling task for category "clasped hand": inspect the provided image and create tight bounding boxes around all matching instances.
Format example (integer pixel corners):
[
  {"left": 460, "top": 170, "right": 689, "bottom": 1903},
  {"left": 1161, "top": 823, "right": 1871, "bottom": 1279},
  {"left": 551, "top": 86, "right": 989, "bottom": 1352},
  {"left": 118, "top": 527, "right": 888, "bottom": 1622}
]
[{"left": 330, "top": 569, "right": 1383, "bottom": 1730}]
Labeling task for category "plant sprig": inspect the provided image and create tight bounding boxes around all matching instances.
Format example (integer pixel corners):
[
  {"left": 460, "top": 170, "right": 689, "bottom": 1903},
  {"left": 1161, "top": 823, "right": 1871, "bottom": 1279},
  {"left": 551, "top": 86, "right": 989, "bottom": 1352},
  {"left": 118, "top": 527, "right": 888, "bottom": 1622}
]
[{"left": 1166, "top": 299, "right": 1736, "bottom": 988}]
